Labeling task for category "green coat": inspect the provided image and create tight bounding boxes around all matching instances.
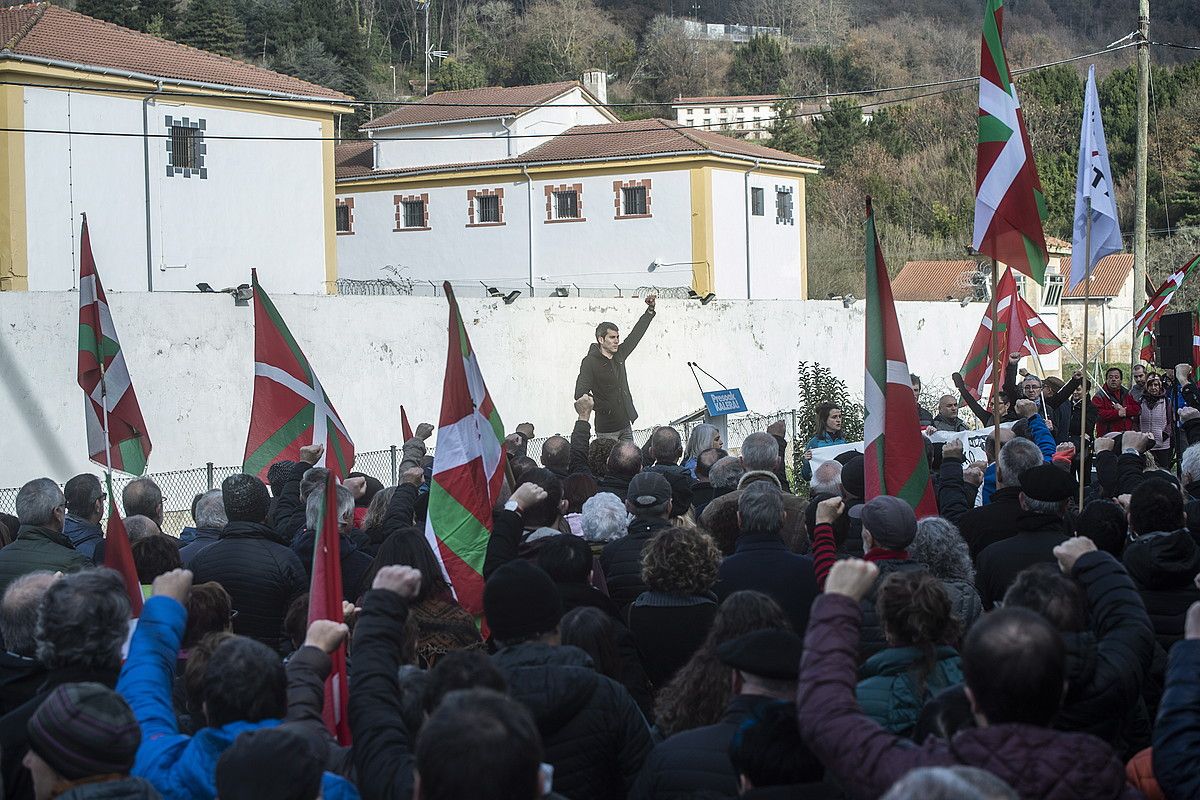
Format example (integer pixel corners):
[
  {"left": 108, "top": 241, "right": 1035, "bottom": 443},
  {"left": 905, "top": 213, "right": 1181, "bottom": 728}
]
[
  {"left": 855, "top": 645, "right": 964, "bottom": 735},
  {"left": 0, "top": 525, "right": 89, "bottom": 596}
]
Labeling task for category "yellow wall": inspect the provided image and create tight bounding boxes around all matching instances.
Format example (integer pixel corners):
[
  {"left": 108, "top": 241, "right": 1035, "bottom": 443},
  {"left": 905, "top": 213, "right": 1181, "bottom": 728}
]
[
  {"left": 0, "top": 83, "right": 26, "bottom": 291},
  {"left": 321, "top": 118, "right": 338, "bottom": 294},
  {"left": 689, "top": 166, "right": 715, "bottom": 295}
]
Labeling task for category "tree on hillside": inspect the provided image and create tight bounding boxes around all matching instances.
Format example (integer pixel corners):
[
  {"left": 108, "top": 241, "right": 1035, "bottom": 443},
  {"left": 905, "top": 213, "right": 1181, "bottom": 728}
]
[
  {"left": 728, "top": 34, "right": 786, "bottom": 95},
  {"left": 75, "top": 0, "right": 141, "bottom": 29},
  {"left": 437, "top": 57, "right": 488, "bottom": 90},
  {"left": 766, "top": 98, "right": 816, "bottom": 155},
  {"left": 813, "top": 98, "right": 866, "bottom": 171},
  {"left": 508, "top": 0, "right": 634, "bottom": 85},
  {"left": 269, "top": 38, "right": 347, "bottom": 91},
  {"left": 176, "top": 0, "right": 246, "bottom": 58},
  {"left": 638, "top": 15, "right": 731, "bottom": 102},
  {"left": 1172, "top": 144, "right": 1200, "bottom": 227}
]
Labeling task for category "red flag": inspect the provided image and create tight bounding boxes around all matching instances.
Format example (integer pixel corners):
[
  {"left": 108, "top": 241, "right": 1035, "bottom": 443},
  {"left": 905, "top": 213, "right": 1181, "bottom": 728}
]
[
  {"left": 103, "top": 486, "right": 143, "bottom": 616},
  {"left": 863, "top": 198, "right": 938, "bottom": 517},
  {"left": 307, "top": 473, "right": 351, "bottom": 745},
  {"left": 401, "top": 405, "right": 414, "bottom": 442},
  {"left": 243, "top": 270, "right": 355, "bottom": 480}
]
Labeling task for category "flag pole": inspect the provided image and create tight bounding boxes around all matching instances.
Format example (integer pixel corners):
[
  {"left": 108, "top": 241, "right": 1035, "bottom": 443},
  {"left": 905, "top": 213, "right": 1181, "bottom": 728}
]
[
  {"left": 1027, "top": 334, "right": 1050, "bottom": 418},
  {"left": 1079, "top": 198, "right": 1092, "bottom": 510},
  {"left": 990, "top": 258, "right": 1001, "bottom": 464},
  {"left": 83, "top": 212, "right": 116, "bottom": 503}
]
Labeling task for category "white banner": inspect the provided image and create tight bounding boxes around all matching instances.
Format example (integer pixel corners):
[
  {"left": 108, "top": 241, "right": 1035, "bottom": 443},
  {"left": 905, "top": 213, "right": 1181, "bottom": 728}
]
[{"left": 806, "top": 422, "right": 1016, "bottom": 472}]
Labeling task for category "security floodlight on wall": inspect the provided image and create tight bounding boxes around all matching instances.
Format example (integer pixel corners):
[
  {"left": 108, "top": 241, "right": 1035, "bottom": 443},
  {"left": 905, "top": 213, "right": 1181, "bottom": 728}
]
[
  {"left": 552, "top": 287, "right": 570, "bottom": 297},
  {"left": 687, "top": 290, "right": 716, "bottom": 305},
  {"left": 232, "top": 284, "right": 253, "bottom": 307},
  {"left": 501, "top": 290, "right": 521, "bottom": 305},
  {"left": 648, "top": 259, "right": 662, "bottom": 272},
  {"left": 841, "top": 294, "right": 856, "bottom": 308},
  {"left": 196, "top": 282, "right": 215, "bottom": 293}
]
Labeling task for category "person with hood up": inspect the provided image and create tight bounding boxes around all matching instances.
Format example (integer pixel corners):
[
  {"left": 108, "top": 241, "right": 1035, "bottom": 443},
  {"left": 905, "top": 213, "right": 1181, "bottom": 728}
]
[
  {"left": 574, "top": 295, "right": 656, "bottom": 441},
  {"left": 485, "top": 560, "right": 652, "bottom": 800}
]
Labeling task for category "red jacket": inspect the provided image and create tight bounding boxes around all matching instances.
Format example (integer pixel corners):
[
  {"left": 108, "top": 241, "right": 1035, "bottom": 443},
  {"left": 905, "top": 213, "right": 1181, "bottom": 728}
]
[
  {"left": 1093, "top": 388, "right": 1142, "bottom": 436},
  {"left": 796, "top": 594, "right": 1143, "bottom": 800}
]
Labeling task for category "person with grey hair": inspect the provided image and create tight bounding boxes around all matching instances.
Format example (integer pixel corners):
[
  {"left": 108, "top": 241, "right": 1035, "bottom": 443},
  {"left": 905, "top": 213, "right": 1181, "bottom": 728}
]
[
  {"left": 809, "top": 460, "right": 842, "bottom": 497},
  {"left": 122, "top": 477, "right": 164, "bottom": 526},
  {"left": 714, "top": 481, "right": 818, "bottom": 634},
  {"left": 0, "top": 568, "right": 131, "bottom": 798},
  {"left": 740, "top": 432, "right": 781, "bottom": 474},
  {"left": 881, "top": 766, "right": 1019, "bottom": 800},
  {"left": 293, "top": 483, "right": 374, "bottom": 602},
  {"left": 911, "top": 517, "right": 983, "bottom": 630},
  {"left": 976, "top": 464, "right": 1075, "bottom": 609},
  {"left": 581, "top": 492, "right": 630, "bottom": 546},
  {"left": 709, "top": 456, "right": 746, "bottom": 496},
  {"left": 1182, "top": 440, "right": 1200, "bottom": 499},
  {"left": 957, "top": 436, "right": 1045, "bottom": 559},
  {"left": 0, "top": 572, "right": 55, "bottom": 714},
  {"left": 124, "top": 515, "right": 162, "bottom": 544},
  {"left": 0, "top": 479, "right": 87, "bottom": 596},
  {"left": 180, "top": 488, "right": 228, "bottom": 567}
]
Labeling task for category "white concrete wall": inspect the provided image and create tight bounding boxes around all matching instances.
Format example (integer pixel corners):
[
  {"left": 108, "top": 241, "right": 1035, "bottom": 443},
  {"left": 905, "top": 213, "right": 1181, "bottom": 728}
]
[
  {"left": 24, "top": 87, "right": 330, "bottom": 294},
  {"left": 336, "top": 167, "right": 694, "bottom": 293},
  {"left": 1, "top": 292, "right": 982, "bottom": 489},
  {"left": 370, "top": 88, "right": 612, "bottom": 170},
  {"left": 372, "top": 119, "right": 511, "bottom": 170},
  {"left": 710, "top": 168, "right": 803, "bottom": 299}
]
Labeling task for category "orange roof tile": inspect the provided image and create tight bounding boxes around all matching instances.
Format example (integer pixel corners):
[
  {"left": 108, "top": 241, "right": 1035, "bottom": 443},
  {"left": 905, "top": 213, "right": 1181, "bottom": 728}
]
[
  {"left": 362, "top": 81, "right": 600, "bottom": 129},
  {"left": 1045, "top": 235, "right": 1072, "bottom": 253},
  {"left": 335, "top": 141, "right": 375, "bottom": 179},
  {"left": 0, "top": 3, "right": 349, "bottom": 100},
  {"left": 336, "top": 118, "right": 821, "bottom": 180},
  {"left": 892, "top": 260, "right": 981, "bottom": 301},
  {"left": 1061, "top": 253, "right": 1134, "bottom": 298}
]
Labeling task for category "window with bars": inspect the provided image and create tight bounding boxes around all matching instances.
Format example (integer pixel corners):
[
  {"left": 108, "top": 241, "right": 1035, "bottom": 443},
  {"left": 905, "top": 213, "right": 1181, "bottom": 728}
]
[
  {"left": 336, "top": 204, "right": 351, "bottom": 233},
  {"left": 402, "top": 200, "right": 425, "bottom": 229},
  {"left": 170, "top": 125, "right": 199, "bottom": 170},
  {"left": 622, "top": 186, "right": 647, "bottom": 216},
  {"left": 1043, "top": 274, "right": 1064, "bottom": 307},
  {"left": 751, "top": 187, "right": 765, "bottom": 216},
  {"left": 554, "top": 190, "right": 580, "bottom": 219},
  {"left": 775, "top": 187, "right": 793, "bottom": 225},
  {"left": 477, "top": 194, "right": 501, "bottom": 223}
]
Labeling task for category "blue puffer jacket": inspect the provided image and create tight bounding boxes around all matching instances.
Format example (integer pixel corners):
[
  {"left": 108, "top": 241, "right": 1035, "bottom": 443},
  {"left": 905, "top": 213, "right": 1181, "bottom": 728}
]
[{"left": 117, "top": 596, "right": 359, "bottom": 800}]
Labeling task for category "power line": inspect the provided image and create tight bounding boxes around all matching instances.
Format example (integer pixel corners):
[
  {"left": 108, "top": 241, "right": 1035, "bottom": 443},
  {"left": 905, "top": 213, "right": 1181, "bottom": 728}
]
[{"left": 0, "top": 39, "right": 1142, "bottom": 113}]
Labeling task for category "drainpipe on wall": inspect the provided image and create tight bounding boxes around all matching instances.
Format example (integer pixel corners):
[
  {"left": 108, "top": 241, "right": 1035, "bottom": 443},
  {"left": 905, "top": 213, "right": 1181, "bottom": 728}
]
[
  {"left": 743, "top": 158, "right": 761, "bottom": 300},
  {"left": 502, "top": 116, "right": 516, "bottom": 158},
  {"left": 142, "top": 80, "right": 164, "bottom": 291},
  {"left": 522, "top": 165, "right": 534, "bottom": 297}
]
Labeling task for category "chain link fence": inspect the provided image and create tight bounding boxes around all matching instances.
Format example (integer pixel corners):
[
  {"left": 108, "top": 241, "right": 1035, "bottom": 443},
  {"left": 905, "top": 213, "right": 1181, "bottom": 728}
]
[{"left": 0, "top": 411, "right": 814, "bottom": 537}]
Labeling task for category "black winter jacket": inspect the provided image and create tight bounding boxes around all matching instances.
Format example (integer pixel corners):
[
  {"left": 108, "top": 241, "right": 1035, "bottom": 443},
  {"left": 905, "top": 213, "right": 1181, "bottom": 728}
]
[
  {"left": 491, "top": 642, "right": 653, "bottom": 800},
  {"left": 1050, "top": 551, "right": 1155, "bottom": 755},
  {"left": 349, "top": 590, "right": 417, "bottom": 800},
  {"left": 1154, "top": 639, "right": 1200, "bottom": 800},
  {"left": 189, "top": 520, "right": 307, "bottom": 652},
  {"left": 600, "top": 517, "right": 673, "bottom": 609},
  {"left": 714, "top": 533, "right": 818, "bottom": 635},
  {"left": 270, "top": 460, "right": 312, "bottom": 543},
  {"left": 1122, "top": 529, "right": 1200, "bottom": 650},
  {"left": 958, "top": 486, "right": 1024, "bottom": 560},
  {"left": 574, "top": 308, "right": 655, "bottom": 432},
  {"left": 55, "top": 777, "right": 161, "bottom": 800},
  {"left": 975, "top": 511, "right": 1069, "bottom": 609},
  {"left": 0, "top": 652, "right": 43, "bottom": 716},
  {"left": 291, "top": 527, "right": 374, "bottom": 604},
  {"left": 630, "top": 694, "right": 785, "bottom": 800}
]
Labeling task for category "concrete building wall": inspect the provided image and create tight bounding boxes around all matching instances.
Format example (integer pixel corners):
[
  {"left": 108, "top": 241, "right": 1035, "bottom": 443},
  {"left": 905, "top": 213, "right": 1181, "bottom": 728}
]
[
  {"left": 23, "top": 86, "right": 330, "bottom": 294},
  {"left": 709, "top": 168, "right": 804, "bottom": 299},
  {"left": 1, "top": 292, "right": 982, "bottom": 489},
  {"left": 335, "top": 167, "right": 694, "bottom": 294}
]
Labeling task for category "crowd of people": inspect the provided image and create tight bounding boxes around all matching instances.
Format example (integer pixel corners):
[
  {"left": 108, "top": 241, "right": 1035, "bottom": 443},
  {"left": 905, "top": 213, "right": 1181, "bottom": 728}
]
[{"left": 4, "top": 351, "right": 1200, "bottom": 800}]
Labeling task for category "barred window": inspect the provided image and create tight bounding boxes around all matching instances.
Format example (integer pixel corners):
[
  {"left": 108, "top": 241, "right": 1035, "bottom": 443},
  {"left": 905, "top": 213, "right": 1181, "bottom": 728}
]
[
  {"left": 622, "top": 186, "right": 647, "bottom": 216},
  {"left": 170, "top": 125, "right": 199, "bottom": 170},
  {"left": 554, "top": 190, "right": 580, "bottom": 219},
  {"left": 751, "top": 187, "right": 764, "bottom": 216},
  {"left": 478, "top": 195, "right": 501, "bottom": 223},
  {"left": 336, "top": 205, "right": 351, "bottom": 233},
  {"left": 402, "top": 200, "right": 425, "bottom": 229},
  {"left": 775, "top": 188, "right": 793, "bottom": 225}
]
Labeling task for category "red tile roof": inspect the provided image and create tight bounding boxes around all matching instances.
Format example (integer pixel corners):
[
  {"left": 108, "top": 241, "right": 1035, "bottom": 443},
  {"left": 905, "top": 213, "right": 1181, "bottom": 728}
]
[
  {"left": 335, "top": 141, "right": 375, "bottom": 178},
  {"left": 362, "top": 81, "right": 598, "bottom": 130},
  {"left": 0, "top": 3, "right": 349, "bottom": 100},
  {"left": 337, "top": 118, "right": 821, "bottom": 180},
  {"left": 1061, "top": 253, "right": 1134, "bottom": 298},
  {"left": 1045, "top": 235, "right": 1073, "bottom": 253},
  {"left": 892, "top": 260, "right": 982, "bottom": 301}
]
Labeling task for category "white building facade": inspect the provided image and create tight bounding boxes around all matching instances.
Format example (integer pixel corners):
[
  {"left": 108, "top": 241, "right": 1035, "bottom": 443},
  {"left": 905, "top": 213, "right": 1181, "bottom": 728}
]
[
  {"left": 0, "top": 4, "right": 348, "bottom": 294},
  {"left": 337, "top": 82, "right": 822, "bottom": 300}
]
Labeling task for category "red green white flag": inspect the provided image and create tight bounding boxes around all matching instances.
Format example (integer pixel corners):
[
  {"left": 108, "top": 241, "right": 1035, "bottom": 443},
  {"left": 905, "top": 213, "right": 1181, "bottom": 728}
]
[
  {"left": 425, "top": 282, "right": 506, "bottom": 616},
  {"left": 1135, "top": 254, "right": 1200, "bottom": 362},
  {"left": 307, "top": 472, "right": 351, "bottom": 745},
  {"left": 960, "top": 268, "right": 1062, "bottom": 396},
  {"left": 77, "top": 216, "right": 152, "bottom": 475},
  {"left": 243, "top": 270, "right": 354, "bottom": 480},
  {"left": 864, "top": 199, "right": 938, "bottom": 517},
  {"left": 973, "top": 0, "right": 1050, "bottom": 283}
]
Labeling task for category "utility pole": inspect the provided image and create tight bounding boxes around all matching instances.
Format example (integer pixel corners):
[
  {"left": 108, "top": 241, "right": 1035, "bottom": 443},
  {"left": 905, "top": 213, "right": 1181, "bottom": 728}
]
[{"left": 1132, "top": 0, "right": 1150, "bottom": 365}]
